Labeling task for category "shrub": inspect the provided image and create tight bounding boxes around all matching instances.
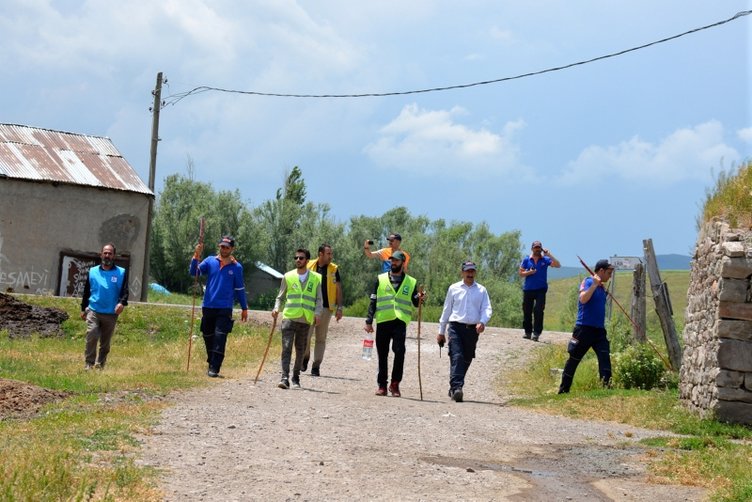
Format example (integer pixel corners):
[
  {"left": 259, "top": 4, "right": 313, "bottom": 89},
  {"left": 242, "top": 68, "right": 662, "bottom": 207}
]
[{"left": 613, "top": 343, "right": 666, "bottom": 390}]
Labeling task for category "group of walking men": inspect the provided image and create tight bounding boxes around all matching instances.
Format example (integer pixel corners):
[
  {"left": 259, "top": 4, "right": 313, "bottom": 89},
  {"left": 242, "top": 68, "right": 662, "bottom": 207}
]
[{"left": 80, "top": 233, "right": 614, "bottom": 398}]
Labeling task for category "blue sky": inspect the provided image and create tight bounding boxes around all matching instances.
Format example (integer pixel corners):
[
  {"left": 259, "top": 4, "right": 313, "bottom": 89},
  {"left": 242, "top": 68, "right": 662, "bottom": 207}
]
[{"left": 2, "top": 1, "right": 750, "bottom": 267}]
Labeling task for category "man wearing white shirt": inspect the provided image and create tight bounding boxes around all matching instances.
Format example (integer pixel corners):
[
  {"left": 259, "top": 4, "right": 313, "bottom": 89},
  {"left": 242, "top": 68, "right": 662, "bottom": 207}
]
[{"left": 436, "top": 260, "right": 493, "bottom": 402}]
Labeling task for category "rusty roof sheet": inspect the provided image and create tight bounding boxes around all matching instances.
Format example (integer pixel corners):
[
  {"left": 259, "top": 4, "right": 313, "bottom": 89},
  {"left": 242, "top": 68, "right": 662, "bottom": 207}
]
[{"left": 0, "top": 123, "right": 152, "bottom": 196}]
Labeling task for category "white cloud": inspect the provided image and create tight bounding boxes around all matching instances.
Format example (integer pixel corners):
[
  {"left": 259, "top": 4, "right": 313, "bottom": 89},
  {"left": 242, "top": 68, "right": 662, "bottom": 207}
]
[
  {"left": 738, "top": 127, "right": 752, "bottom": 143},
  {"left": 364, "top": 103, "right": 526, "bottom": 178},
  {"left": 557, "top": 120, "right": 740, "bottom": 185}
]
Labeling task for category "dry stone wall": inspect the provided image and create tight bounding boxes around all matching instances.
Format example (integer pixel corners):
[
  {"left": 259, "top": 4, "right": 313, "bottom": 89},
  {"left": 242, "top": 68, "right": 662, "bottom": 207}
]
[{"left": 680, "top": 221, "right": 752, "bottom": 425}]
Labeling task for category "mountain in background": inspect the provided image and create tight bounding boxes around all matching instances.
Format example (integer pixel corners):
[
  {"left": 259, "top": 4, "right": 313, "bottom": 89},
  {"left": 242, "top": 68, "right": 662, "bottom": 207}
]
[{"left": 548, "top": 254, "right": 691, "bottom": 280}]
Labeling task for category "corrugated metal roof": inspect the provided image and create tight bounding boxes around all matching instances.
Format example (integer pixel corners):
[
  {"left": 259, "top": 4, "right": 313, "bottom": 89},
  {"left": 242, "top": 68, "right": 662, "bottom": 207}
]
[
  {"left": 0, "top": 123, "right": 152, "bottom": 195},
  {"left": 255, "top": 261, "right": 284, "bottom": 279}
]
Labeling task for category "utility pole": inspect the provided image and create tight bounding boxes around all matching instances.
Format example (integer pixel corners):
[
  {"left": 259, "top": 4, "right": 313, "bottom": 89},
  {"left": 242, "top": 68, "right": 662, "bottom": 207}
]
[{"left": 141, "top": 71, "right": 164, "bottom": 301}]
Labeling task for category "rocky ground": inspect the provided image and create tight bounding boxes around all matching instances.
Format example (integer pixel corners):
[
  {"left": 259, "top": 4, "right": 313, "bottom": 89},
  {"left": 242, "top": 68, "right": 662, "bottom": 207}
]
[{"left": 137, "top": 313, "right": 706, "bottom": 501}]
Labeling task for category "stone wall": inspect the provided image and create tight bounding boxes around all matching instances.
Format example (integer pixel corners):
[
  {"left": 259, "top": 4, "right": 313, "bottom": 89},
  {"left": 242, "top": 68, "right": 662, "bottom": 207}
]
[{"left": 680, "top": 221, "right": 752, "bottom": 425}]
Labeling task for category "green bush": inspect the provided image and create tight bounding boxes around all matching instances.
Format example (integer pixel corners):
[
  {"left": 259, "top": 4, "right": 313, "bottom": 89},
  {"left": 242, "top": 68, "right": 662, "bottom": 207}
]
[{"left": 613, "top": 343, "right": 666, "bottom": 390}]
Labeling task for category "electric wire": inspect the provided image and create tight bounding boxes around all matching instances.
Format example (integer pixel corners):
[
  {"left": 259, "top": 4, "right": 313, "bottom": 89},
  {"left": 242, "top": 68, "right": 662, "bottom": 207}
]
[{"left": 162, "top": 10, "right": 750, "bottom": 107}]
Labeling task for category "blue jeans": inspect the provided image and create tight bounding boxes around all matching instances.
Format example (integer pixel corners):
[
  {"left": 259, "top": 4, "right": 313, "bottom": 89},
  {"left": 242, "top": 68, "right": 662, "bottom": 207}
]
[
  {"left": 448, "top": 322, "right": 479, "bottom": 392},
  {"left": 522, "top": 288, "right": 547, "bottom": 336},
  {"left": 558, "top": 325, "right": 611, "bottom": 393},
  {"left": 200, "top": 308, "right": 234, "bottom": 372}
]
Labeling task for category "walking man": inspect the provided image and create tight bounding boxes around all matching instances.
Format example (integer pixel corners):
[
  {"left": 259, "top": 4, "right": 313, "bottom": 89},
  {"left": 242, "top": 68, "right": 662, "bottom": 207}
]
[
  {"left": 190, "top": 235, "right": 249, "bottom": 378},
  {"left": 80, "top": 243, "right": 129, "bottom": 370},
  {"left": 364, "top": 250, "right": 425, "bottom": 397},
  {"left": 272, "top": 248, "right": 322, "bottom": 390},
  {"left": 303, "top": 243, "right": 343, "bottom": 376},
  {"left": 364, "top": 233, "right": 411, "bottom": 272},
  {"left": 558, "top": 259, "right": 614, "bottom": 394},
  {"left": 519, "top": 240, "right": 560, "bottom": 341},
  {"left": 437, "top": 261, "right": 493, "bottom": 402}
]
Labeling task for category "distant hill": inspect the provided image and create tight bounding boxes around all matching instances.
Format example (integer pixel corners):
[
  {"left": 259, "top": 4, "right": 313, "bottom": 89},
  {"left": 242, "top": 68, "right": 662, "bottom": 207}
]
[{"left": 548, "top": 254, "right": 691, "bottom": 280}]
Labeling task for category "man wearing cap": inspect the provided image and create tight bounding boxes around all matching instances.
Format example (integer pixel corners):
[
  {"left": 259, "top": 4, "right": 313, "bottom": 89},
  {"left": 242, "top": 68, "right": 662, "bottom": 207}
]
[
  {"left": 558, "top": 259, "right": 614, "bottom": 394},
  {"left": 364, "top": 233, "right": 411, "bottom": 272},
  {"left": 80, "top": 243, "right": 129, "bottom": 370},
  {"left": 190, "top": 235, "right": 249, "bottom": 378},
  {"left": 519, "top": 240, "right": 560, "bottom": 341},
  {"left": 364, "top": 250, "right": 425, "bottom": 397},
  {"left": 437, "top": 260, "right": 493, "bottom": 402},
  {"left": 302, "top": 243, "right": 343, "bottom": 377},
  {"left": 272, "top": 248, "right": 323, "bottom": 390}
]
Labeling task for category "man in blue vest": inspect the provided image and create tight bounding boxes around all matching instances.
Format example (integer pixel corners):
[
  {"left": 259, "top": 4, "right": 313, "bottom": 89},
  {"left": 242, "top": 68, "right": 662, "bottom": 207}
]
[
  {"left": 190, "top": 235, "right": 249, "bottom": 378},
  {"left": 558, "top": 259, "right": 614, "bottom": 394},
  {"left": 80, "top": 243, "right": 129, "bottom": 370},
  {"left": 364, "top": 250, "right": 425, "bottom": 397},
  {"left": 272, "top": 248, "right": 323, "bottom": 390}
]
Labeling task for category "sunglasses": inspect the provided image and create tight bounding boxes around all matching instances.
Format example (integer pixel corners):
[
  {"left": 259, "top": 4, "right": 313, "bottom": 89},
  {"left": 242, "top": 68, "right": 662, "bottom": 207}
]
[{"left": 294, "top": 256, "right": 307, "bottom": 261}]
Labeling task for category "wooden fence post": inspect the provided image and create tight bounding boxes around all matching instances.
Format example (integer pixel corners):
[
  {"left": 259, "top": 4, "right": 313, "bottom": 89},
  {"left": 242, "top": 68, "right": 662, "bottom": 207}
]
[
  {"left": 643, "top": 238, "right": 682, "bottom": 371},
  {"left": 630, "top": 262, "right": 647, "bottom": 343}
]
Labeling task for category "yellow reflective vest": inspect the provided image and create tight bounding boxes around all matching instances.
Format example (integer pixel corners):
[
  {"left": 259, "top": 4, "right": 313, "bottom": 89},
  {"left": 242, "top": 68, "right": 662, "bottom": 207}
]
[
  {"left": 282, "top": 270, "right": 322, "bottom": 324},
  {"left": 307, "top": 260, "right": 339, "bottom": 312},
  {"left": 375, "top": 272, "right": 417, "bottom": 324}
]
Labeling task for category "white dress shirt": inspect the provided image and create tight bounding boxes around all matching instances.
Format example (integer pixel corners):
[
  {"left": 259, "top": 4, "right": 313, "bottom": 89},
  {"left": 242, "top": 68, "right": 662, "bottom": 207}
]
[{"left": 438, "top": 280, "right": 493, "bottom": 335}]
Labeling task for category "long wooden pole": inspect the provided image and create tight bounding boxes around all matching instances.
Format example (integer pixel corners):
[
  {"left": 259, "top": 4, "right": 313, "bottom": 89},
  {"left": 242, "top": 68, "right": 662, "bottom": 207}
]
[
  {"left": 416, "top": 285, "right": 424, "bottom": 401},
  {"left": 186, "top": 217, "right": 205, "bottom": 371},
  {"left": 577, "top": 256, "right": 673, "bottom": 370},
  {"left": 254, "top": 317, "right": 278, "bottom": 384}
]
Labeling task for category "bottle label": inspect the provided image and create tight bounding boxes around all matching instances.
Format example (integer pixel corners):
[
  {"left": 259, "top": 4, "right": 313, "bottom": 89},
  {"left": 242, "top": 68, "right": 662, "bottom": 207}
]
[{"left": 363, "top": 339, "right": 374, "bottom": 348}]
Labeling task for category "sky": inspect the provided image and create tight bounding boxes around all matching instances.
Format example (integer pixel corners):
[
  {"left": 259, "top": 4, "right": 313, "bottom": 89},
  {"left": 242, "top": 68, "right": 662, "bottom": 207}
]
[{"left": 1, "top": 1, "right": 750, "bottom": 267}]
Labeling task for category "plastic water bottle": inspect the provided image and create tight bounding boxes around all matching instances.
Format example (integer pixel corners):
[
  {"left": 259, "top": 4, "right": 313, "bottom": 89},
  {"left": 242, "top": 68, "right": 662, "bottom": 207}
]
[{"left": 361, "top": 332, "right": 374, "bottom": 360}]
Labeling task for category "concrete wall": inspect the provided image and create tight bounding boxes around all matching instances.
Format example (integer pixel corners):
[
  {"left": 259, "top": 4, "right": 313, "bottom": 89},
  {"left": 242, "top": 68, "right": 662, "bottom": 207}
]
[
  {"left": 0, "top": 178, "right": 150, "bottom": 298},
  {"left": 680, "top": 221, "right": 752, "bottom": 425}
]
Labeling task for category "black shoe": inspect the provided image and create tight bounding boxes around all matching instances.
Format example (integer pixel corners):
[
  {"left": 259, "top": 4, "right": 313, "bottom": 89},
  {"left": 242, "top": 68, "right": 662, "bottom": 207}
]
[
  {"left": 531, "top": 334, "right": 540, "bottom": 342},
  {"left": 311, "top": 367, "right": 320, "bottom": 377},
  {"left": 523, "top": 333, "right": 532, "bottom": 339},
  {"left": 451, "top": 387, "right": 464, "bottom": 402},
  {"left": 207, "top": 367, "right": 219, "bottom": 378},
  {"left": 278, "top": 378, "right": 290, "bottom": 389},
  {"left": 301, "top": 358, "right": 309, "bottom": 372},
  {"left": 291, "top": 378, "right": 301, "bottom": 389}
]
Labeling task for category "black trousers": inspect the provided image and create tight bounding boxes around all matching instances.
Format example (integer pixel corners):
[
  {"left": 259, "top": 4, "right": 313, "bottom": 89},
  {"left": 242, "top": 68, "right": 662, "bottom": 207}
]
[
  {"left": 200, "top": 307, "right": 234, "bottom": 372},
  {"left": 375, "top": 319, "right": 407, "bottom": 388},
  {"left": 559, "top": 325, "right": 611, "bottom": 393},
  {"left": 522, "top": 288, "right": 547, "bottom": 335}
]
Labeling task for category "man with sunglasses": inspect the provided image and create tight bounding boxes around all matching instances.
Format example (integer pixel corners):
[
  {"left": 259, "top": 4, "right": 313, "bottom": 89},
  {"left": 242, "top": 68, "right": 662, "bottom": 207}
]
[
  {"left": 519, "top": 240, "right": 560, "bottom": 341},
  {"left": 364, "top": 233, "right": 411, "bottom": 272},
  {"left": 272, "top": 248, "right": 323, "bottom": 390},
  {"left": 364, "top": 250, "right": 425, "bottom": 397},
  {"left": 190, "top": 235, "right": 249, "bottom": 378}
]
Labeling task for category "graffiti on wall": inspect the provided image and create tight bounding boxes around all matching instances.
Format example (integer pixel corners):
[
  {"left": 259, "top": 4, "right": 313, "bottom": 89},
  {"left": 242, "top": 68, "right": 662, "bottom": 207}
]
[{"left": 0, "top": 230, "right": 53, "bottom": 294}]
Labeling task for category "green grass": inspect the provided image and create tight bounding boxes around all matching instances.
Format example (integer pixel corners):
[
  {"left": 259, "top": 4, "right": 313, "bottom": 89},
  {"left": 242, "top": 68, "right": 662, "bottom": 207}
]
[
  {"left": 506, "top": 344, "right": 752, "bottom": 501},
  {"left": 0, "top": 294, "right": 273, "bottom": 501},
  {"left": 702, "top": 161, "right": 752, "bottom": 229}
]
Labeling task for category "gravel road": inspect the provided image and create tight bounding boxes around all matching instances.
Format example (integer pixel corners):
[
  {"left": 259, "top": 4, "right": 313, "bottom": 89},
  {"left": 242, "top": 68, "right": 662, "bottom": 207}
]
[{"left": 138, "top": 313, "right": 706, "bottom": 501}]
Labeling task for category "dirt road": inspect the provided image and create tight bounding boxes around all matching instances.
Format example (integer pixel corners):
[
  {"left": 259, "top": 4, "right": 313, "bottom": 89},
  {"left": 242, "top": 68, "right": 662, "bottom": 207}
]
[{"left": 138, "top": 314, "right": 705, "bottom": 501}]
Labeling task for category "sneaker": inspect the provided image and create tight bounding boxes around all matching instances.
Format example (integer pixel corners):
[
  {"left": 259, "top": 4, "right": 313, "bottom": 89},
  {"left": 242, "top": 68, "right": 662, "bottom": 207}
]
[
  {"left": 84, "top": 364, "right": 94, "bottom": 371},
  {"left": 531, "top": 334, "right": 540, "bottom": 342},
  {"left": 301, "top": 358, "right": 309, "bottom": 372},
  {"left": 310, "top": 366, "right": 320, "bottom": 377},
  {"left": 451, "top": 387, "right": 464, "bottom": 402},
  {"left": 523, "top": 333, "right": 532, "bottom": 339},
  {"left": 388, "top": 381, "right": 401, "bottom": 398},
  {"left": 207, "top": 368, "right": 219, "bottom": 378},
  {"left": 94, "top": 362, "right": 104, "bottom": 370},
  {"left": 278, "top": 378, "right": 290, "bottom": 390},
  {"left": 375, "top": 387, "right": 387, "bottom": 396},
  {"left": 291, "top": 378, "right": 301, "bottom": 389}
]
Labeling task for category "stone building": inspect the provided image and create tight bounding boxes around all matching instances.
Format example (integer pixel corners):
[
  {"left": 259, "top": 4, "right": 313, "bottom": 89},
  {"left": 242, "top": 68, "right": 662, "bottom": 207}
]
[
  {"left": 0, "top": 123, "right": 152, "bottom": 299},
  {"left": 681, "top": 221, "right": 752, "bottom": 424}
]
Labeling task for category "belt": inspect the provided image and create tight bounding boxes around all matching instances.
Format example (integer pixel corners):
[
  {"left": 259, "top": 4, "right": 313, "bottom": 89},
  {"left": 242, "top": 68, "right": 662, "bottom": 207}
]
[{"left": 450, "top": 321, "right": 478, "bottom": 328}]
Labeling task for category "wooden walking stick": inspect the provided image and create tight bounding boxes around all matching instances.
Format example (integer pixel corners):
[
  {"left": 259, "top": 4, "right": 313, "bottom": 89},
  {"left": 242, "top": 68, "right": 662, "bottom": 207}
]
[
  {"left": 254, "top": 316, "right": 277, "bottom": 384},
  {"left": 416, "top": 285, "right": 425, "bottom": 401},
  {"left": 186, "top": 217, "right": 205, "bottom": 371},
  {"left": 577, "top": 256, "right": 673, "bottom": 370}
]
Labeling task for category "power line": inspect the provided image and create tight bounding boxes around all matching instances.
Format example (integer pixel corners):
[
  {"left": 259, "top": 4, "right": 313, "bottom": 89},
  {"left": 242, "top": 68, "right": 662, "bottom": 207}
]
[{"left": 163, "top": 10, "right": 750, "bottom": 106}]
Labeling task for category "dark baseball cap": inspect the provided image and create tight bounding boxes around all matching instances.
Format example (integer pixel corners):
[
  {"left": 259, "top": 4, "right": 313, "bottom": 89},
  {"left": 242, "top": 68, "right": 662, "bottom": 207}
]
[
  {"left": 388, "top": 233, "right": 402, "bottom": 241},
  {"left": 461, "top": 261, "right": 477, "bottom": 271},
  {"left": 594, "top": 259, "right": 614, "bottom": 271},
  {"left": 390, "top": 250, "right": 406, "bottom": 261},
  {"left": 218, "top": 236, "right": 235, "bottom": 247}
]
